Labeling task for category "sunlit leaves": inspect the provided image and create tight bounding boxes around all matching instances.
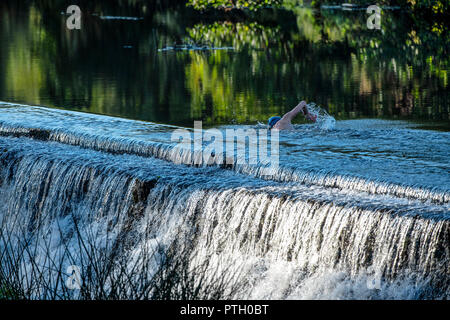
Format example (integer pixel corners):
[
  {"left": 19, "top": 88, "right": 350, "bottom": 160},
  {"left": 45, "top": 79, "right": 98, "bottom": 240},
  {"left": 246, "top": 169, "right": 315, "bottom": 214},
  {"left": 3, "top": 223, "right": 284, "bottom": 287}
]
[{"left": 187, "top": 0, "right": 282, "bottom": 11}]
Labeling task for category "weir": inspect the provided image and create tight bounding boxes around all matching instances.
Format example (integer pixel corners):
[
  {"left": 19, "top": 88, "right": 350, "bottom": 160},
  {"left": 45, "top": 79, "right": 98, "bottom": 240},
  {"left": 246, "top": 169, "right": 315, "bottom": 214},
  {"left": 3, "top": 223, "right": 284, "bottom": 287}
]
[
  {"left": 0, "top": 104, "right": 448, "bottom": 204},
  {"left": 0, "top": 103, "right": 449, "bottom": 299}
]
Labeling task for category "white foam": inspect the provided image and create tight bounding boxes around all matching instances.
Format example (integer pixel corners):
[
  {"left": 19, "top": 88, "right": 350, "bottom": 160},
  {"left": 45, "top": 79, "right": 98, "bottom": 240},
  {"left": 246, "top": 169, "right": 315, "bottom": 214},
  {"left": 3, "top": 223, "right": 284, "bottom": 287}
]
[{"left": 306, "top": 102, "right": 336, "bottom": 130}]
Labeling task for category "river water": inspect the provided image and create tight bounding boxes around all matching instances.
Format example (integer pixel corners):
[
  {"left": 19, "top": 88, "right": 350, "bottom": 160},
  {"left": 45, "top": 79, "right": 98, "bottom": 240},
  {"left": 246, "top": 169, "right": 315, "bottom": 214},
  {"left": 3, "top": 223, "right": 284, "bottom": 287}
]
[
  {"left": 0, "top": 1, "right": 448, "bottom": 299},
  {"left": 0, "top": 102, "right": 448, "bottom": 299},
  {"left": 0, "top": 1, "right": 448, "bottom": 128}
]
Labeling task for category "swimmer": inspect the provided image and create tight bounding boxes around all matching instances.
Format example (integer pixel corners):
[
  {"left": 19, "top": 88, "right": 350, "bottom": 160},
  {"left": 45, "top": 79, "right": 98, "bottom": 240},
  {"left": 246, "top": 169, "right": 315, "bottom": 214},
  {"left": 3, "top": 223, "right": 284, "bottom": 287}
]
[{"left": 268, "top": 101, "right": 317, "bottom": 130}]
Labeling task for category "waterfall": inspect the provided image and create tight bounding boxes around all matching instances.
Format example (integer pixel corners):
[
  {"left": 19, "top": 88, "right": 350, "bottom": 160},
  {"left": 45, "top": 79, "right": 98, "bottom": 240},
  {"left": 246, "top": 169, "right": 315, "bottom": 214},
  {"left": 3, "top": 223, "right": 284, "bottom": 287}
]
[{"left": 0, "top": 103, "right": 449, "bottom": 299}]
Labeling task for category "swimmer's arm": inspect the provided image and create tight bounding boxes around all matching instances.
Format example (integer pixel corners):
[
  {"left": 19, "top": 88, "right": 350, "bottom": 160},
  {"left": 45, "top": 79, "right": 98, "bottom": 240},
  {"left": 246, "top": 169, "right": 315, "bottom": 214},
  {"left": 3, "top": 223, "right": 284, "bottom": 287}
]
[
  {"left": 281, "top": 101, "right": 316, "bottom": 122},
  {"left": 304, "top": 107, "right": 317, "bottom": 122}
]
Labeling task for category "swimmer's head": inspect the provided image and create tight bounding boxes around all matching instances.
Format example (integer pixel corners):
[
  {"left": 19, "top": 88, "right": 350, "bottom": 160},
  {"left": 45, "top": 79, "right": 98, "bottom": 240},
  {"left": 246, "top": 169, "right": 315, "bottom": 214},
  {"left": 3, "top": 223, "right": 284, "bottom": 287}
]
[{"left": 268, "top": 116, "right": 281, "bottom": 129}]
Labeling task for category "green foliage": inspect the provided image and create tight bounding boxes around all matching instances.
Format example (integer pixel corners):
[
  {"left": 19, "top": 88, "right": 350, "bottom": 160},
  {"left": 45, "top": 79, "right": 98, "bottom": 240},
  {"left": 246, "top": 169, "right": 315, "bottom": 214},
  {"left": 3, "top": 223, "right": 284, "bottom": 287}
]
[
  {"left": 188, "top": 22, "right": 283, "bottom": 50},
  {"left": 0, "top": 282, "right": 21, "bottom": 300},
  {"left": 406, "top": 0, "right": 449, "bottom": 13},
  {"left": 187, "top": 0, "right": 283, "bottom": 11}
]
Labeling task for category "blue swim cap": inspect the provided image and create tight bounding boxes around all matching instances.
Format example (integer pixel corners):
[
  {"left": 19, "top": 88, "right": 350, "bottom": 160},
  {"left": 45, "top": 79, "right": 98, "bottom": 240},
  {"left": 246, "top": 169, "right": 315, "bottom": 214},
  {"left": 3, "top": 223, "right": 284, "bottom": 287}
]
[{"left": 268, "top": 116, "right": 281, "bottom": 129}]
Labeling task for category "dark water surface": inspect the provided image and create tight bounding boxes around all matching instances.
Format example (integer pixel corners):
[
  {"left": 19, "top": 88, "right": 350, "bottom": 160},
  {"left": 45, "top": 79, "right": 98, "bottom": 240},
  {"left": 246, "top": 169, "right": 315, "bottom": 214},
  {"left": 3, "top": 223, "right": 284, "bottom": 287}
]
[{"left": 0, "top": 1, "right": 448, "bottom": 129}]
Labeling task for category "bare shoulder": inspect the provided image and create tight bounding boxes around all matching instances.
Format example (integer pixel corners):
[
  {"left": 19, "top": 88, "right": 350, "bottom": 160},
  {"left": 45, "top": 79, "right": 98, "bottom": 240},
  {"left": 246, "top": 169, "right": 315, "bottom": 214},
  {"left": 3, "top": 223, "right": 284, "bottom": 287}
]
[{"left": 273, "top": 119, "right": 294, "bottom": 130}]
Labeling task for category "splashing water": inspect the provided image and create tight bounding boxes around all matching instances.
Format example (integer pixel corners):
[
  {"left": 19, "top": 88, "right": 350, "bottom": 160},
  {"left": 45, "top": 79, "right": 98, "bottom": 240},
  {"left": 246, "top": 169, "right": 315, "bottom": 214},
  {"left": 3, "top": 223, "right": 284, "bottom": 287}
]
[{"left": 307, "top": 102, "right": 336, "bottom": 130}]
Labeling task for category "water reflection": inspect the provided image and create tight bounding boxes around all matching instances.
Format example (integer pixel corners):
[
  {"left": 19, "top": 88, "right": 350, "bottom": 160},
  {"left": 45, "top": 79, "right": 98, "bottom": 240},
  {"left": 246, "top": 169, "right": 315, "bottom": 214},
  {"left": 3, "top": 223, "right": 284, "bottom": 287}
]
[{"left": 0, "top": 1, "right": 448, "bottom": 128}]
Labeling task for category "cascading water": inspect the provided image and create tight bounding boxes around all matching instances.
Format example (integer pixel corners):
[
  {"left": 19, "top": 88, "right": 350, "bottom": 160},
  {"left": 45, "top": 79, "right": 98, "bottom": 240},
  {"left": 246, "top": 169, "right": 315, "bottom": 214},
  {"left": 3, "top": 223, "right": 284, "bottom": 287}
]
[{"left": 0, "top": 102, "right": 449, "bottom": 299}]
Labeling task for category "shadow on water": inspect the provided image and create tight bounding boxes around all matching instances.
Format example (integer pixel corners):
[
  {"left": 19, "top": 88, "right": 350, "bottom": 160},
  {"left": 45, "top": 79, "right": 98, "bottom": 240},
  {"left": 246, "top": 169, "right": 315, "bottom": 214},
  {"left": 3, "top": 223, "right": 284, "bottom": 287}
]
[{"left": 0, "top": 0, "right": 448, "bottom": 129}]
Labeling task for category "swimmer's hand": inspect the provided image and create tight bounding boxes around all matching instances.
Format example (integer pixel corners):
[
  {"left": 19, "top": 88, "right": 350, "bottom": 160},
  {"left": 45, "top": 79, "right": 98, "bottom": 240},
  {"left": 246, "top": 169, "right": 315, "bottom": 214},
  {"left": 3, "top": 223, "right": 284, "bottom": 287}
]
[
  {"left": 299, "top": 102, "right": 317, "bottom": 122},
  {"left": 305, "top": 113, "right": 317, "bottom": 122}
]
